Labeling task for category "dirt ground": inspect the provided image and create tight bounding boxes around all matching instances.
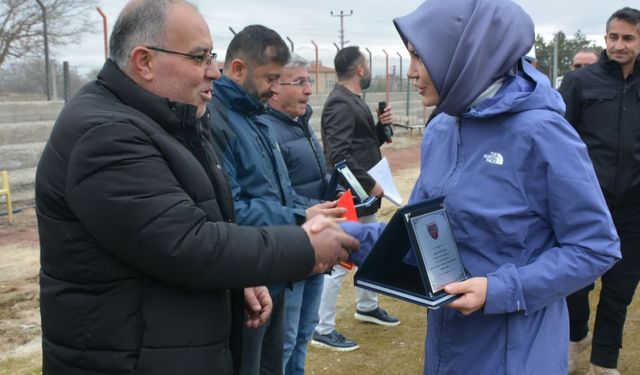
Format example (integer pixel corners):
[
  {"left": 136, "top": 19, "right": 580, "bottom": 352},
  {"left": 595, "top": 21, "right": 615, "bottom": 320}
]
[{"left": 1, "top": 133, "right": 639, "bottom": 374}]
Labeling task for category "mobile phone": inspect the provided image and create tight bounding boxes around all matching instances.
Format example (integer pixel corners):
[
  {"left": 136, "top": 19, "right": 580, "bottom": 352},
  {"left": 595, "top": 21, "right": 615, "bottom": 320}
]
[{"left": 378, "top": 101, "right": 393, "bottom": 143}]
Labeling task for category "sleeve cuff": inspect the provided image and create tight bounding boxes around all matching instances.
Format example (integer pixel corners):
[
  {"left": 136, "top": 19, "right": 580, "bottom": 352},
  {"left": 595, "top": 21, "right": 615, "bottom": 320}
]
[{"left": 484, "top": 263, "right": 526, "bottom": 315}]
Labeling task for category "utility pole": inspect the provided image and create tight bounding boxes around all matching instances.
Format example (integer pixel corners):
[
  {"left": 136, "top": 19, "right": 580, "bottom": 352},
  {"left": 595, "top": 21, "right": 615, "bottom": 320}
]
[
  {"left": 330, "top": 10, "right": 353, "bottom": 49},
  {"left": 35, "top": 0, "right": 50, "bottom": 100}
]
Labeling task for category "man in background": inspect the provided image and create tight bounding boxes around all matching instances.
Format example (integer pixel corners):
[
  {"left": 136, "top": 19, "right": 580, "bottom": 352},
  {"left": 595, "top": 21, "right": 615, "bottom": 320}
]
[
  {"left": 208, "top": 26, "right": 345, "bottom": 375},
  {"left": 260, "top": 54, "right": 331, "bottom": 375},
  {"left": 559, "top": 7, "right": 640, "bottom": 375},
  {"left": 571, "top": 49, "right": 599, "bottom": 70},
  {"left": 313, "top": 46, "right": 399, "bottom": 352}
]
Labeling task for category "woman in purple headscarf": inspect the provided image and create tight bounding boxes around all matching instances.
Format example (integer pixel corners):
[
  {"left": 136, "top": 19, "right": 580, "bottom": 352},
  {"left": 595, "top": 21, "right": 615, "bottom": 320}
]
[{"left": 345, "top": 0, "right": 621, "bottom": 373}]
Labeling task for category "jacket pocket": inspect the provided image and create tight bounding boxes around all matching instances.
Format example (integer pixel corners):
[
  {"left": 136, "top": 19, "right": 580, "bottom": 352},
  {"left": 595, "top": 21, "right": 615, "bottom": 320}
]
[
  {"left": 578, "top": 88, "right": 619, "bottom": 132},
  {"left": 580, "top": 88, "right": 618, "bottom": 101}
]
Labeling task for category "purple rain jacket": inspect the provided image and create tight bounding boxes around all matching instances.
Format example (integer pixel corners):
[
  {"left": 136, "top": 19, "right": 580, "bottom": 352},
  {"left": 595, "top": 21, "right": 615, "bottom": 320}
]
[{"left": 343, "top": 0, "right": 621, "bottom": 374}]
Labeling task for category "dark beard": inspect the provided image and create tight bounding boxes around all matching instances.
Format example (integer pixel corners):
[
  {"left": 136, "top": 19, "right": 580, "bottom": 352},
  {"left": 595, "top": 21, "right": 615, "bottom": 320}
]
[
  {"left": 360, "top": 75, "right": 371, "bottom": 90},
  {"left": 244, "top": 69, "right": 273, "bottom": 103}
]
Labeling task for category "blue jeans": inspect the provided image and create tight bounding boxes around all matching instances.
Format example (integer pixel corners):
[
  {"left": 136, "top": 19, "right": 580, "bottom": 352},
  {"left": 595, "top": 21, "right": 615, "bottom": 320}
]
[{"left": 282, "top": 274, "right": 324, "bottom": 375}]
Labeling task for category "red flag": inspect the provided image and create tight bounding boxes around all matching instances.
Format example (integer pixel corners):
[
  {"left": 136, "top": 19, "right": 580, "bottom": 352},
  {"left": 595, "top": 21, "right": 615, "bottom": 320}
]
[
  {"left": 337, "top": 189, "right": 358, "bottom": 222},
  {"left": 336, "top": 189, "right": 357, "bottom": 270}
]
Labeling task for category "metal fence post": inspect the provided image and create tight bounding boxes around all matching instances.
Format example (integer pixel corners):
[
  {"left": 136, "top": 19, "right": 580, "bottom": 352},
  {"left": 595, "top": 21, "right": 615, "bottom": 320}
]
[{"left": 63, "top": 61, "right": 70, "bottom": 103}]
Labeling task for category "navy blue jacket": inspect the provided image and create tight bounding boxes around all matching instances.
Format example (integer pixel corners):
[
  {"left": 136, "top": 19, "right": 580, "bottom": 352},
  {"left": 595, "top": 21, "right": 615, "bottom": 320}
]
[
  {"left": 261, "top": 105, "right": 329, "bottom": 201},
  {"left": 208, "top": 75, "right": 315, "bottom": 226}
]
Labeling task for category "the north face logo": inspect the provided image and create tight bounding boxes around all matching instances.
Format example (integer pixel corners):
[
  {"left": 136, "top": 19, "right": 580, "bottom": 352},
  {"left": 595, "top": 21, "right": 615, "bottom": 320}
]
[{"left": 483, "top": 152, "right": 504, "bottom": 166}]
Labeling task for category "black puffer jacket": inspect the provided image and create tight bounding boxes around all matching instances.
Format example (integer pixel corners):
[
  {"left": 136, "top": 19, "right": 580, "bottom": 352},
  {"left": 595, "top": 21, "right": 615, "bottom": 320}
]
[
  {"left": 36, "top": 60, "right": 315, "bottom": 375},
  {"left": 559, "top": 51, "right": 640, "bottom": 218}
]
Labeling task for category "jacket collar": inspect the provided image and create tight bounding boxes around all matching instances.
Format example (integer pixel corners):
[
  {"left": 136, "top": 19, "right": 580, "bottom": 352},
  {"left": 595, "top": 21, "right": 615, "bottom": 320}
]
[
  {"left": 265, "top": 105, "right": 313, "bottom": 127},
  {"left": 335, "top": 82, "right": 362, "bottom": 98},
  {"left": 98, "top": 59, "right": 201, "bottom": 133},
  {"left": 600, "top": 49, "right": 640, "bottom": 79},
  {"left": 214, "top": 75, "right": 266, "bottom": 116}
]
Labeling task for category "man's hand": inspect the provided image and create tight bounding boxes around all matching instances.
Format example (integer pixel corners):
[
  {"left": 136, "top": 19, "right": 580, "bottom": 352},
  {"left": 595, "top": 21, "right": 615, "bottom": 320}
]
[
  {"left": 369, "top": 182, "right": 384, "bottom": 198},
  {"left": 377, "top": 104, "right": 393, "bottom": 125},
  {"left": 306, "top": 200, "right": 347, "bottom": 221},
  {"left": 244, "top": 286, "right": 273, "bottom": 328},
  {"left": 302, "top": 215, "right": 359, "bottom": 274},
  {"left": 444, "top": 277, "right": 488, "bottom": 315}
]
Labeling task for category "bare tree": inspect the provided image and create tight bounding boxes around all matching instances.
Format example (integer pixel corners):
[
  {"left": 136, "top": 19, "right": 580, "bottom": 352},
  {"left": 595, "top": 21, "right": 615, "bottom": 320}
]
[
  {"left": 0, "top": 0, "right": 97, "bottom": 68},
  {"left": 0, "top": 57, "right": 94, "bottom": 99}
]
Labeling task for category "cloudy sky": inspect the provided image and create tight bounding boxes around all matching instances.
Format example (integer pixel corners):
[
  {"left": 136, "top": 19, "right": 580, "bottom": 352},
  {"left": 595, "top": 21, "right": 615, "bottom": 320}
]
[{"left": 58, "top": 0, "right": 632, "bottom": 74}]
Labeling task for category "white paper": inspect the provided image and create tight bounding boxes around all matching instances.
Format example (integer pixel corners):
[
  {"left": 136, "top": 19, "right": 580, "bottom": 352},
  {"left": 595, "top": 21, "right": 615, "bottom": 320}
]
[{"left": 367, "top": 157, "right": 403, "bottom": 206}]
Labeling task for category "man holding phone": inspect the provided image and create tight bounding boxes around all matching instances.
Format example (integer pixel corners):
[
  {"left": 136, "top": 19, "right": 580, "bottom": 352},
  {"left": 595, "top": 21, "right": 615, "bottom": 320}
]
[{"left": 314, "top": 46, "right": 399, "bottom": 351}]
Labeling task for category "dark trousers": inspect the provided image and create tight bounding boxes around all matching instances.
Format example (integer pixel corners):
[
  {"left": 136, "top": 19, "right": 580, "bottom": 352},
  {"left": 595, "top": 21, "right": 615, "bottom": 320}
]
[
  {"left": 566, "top": 216, "right": 640, "bottom": 368},
  {"left": 239, "top": 284, "right": 286, "bottom": 375}
]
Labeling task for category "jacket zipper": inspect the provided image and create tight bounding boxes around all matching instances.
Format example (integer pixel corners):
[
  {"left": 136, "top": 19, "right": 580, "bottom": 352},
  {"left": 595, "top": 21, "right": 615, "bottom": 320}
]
[
  {"left": 300, "top": 122, "right": 326, "bottom": 190},
  {"left": 439, "top": 118, "right": 463, "bottom": 195}
]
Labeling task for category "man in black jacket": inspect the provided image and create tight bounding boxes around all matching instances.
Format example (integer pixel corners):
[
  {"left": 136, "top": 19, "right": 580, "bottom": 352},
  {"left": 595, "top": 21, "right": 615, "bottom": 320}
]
[
  {"left": 313, "top": 46, "right": 399, "bottom": 352},
  {"left": 559, "top": 7, "right": 640, "bottom": 375},
  {"left": 35, "top": 1, "right": 358, "bottom": 374}
]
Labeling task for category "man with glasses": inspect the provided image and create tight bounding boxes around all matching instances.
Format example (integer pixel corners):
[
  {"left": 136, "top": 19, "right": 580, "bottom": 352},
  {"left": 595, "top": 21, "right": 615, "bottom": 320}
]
[
  {"left": 35, "top": 2, "right": 358, "bottom": 374},
  {"left": 208, "top": 26, "right": 346, "bottom": 375},
  {"left": 559, "top": 7, "right": 640, "bottom": 375},
  {"left": 258, "top": 54, "right": 330, "bottom": 375}
]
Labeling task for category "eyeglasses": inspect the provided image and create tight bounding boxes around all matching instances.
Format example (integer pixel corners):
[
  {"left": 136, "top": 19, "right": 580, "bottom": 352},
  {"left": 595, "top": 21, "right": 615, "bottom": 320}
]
[
  {"left": 146, "top": 46, "right": 217, "bottom": 66},
  {"left": 280, "top": 77, "right": 314, "bottom": 87}
]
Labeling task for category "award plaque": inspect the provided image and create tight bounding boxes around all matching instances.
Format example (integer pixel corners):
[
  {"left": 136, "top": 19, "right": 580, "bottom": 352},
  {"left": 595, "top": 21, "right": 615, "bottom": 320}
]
[{"left": 354, "top": 196, "right": 467, "bottom": 309}]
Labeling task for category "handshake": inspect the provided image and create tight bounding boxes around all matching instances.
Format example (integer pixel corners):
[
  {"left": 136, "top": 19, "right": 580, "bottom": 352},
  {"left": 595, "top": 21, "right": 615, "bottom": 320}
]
[{"left": 302, "top": 214, "right": 360, "bottom": 274}]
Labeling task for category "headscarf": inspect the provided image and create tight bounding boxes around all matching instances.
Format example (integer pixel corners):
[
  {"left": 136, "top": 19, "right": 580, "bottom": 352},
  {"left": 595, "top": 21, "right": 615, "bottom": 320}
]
[{"left": 394, "top": 0, "right": 534, "bottom": 116}]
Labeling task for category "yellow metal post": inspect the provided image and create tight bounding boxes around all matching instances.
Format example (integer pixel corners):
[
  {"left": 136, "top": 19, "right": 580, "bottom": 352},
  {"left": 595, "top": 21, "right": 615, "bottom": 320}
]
[{"left": 0, "top": 170, "right": 13, "bottom": 224}]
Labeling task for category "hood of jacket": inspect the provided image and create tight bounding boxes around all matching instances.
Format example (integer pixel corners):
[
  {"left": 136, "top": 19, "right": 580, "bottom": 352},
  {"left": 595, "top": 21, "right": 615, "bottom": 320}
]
[
  {"left": 462, "top": 60, "right": 566, "bottom": 119},
  {"left": 393, "top": 0, "right": 534, "bottom": 116},
  {"left": 213, "top": 75, "right": 266, "bottom": 116}
]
